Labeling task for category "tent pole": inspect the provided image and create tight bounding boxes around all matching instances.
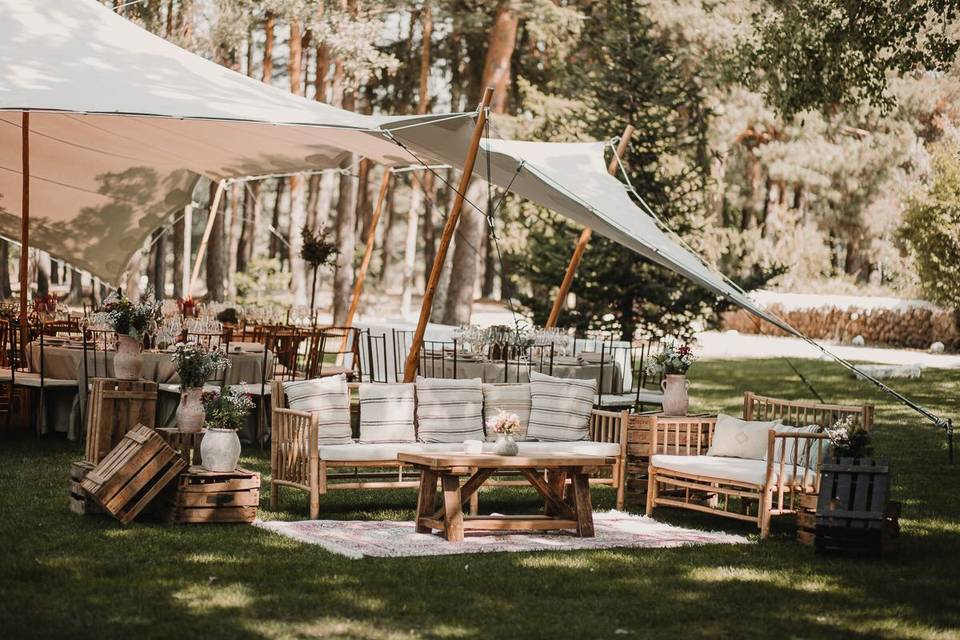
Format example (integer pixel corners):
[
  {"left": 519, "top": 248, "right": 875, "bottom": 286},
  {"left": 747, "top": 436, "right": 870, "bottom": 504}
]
[
  {"left": 545, "top": 124, "right": 634, "bottom": 328},
  {"left": 19, "top": 112, "right": 30, "bottom": 345},
  {"left": 403, "top": 87, "right": 494, "bottom": 383},
  {"left": 342, "top": 169, "right": 391, "bottom": 340},
  {"left": 187, "top": 179, "right": 226, "bottom": 298}
]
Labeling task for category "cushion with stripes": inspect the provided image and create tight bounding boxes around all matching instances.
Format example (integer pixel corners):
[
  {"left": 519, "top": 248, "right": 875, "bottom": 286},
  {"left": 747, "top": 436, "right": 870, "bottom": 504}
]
[
  {"left": 282, "top": 375, "right": 352, "bottom": 446},
  {"left": 526, "top": 371, "right": 595, "bottom": 442},
  {"left": 415, "top": 377, "right": 485, "bottom": 443},
  {"left": 482, "top": 383, "right": 531, "bottom": 442},
  {"left": 358, "top": 382, "right": 417, "bottom": 443}
]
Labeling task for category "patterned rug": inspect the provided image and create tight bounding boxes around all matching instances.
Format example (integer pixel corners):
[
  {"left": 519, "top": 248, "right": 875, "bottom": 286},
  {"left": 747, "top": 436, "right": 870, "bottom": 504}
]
[{"left": 254, "top": 511, "right": 750, "bottom": 558}]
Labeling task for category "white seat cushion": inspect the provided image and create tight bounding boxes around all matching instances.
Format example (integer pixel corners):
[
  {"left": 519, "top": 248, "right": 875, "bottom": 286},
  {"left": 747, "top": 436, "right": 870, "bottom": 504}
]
[
  {"left": 319, "top": 442, "right": 424, "bottom": 462},
  {"left": 514, "top": 440, "right": 620, "bottom": 457},
  {"left": 318, "top": 440, "right": 621, "bottom": 462},
  {"left": 415, "top": 377, "right": 484, "bottom": 443},
  {"left": 651, "top": 454, "right": 816, "bottom": 487}
]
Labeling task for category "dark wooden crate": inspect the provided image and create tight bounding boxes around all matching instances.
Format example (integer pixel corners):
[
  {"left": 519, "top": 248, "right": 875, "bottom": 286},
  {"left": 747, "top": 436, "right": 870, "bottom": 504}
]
[
  {"left": 796, "top": 493, "right": 817, "bottom": 546},
  {"left": 815, "top": 457, "right": 899, "bottom": 555},
  {"left": 81, "top": 425, "right": 186, "bottom": 525},
  {"left": 84, "top": 379, "right": 158, "bottom": 464},
  {"left": 69, "top": 460, "right": 102, "bottom": 515},
  {"left": 159, "top": 466, "right": 260, "bottom": 524}
]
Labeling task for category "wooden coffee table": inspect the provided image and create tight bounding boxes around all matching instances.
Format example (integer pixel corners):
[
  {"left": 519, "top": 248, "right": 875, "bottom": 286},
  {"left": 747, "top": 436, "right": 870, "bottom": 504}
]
[{"left": 397, "top": 452, "right": 616, "bottom": 542}]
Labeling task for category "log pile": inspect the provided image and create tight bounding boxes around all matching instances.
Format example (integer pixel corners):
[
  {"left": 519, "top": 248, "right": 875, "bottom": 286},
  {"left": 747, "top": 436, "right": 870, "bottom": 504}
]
[{"left": 721, "top": 304, "right": 960, "bottom": 352}]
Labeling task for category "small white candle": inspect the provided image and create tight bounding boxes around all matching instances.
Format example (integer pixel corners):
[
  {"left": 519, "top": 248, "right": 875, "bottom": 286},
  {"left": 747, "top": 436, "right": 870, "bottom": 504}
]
[{"left": 463, "top": 439, "right": 483, "bottom": 455}]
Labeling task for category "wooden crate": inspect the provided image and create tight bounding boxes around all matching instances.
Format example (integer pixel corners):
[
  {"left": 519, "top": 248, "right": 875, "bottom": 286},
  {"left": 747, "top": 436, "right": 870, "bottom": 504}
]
[
  {"left": 84, "top": 379, "right": 158, "bottom": 464},
  {"left": 815, "top": 457, "right": 900, "bottom": 556},
  {"left": 69, "top": 460, "right": 102, "bottom": 515},
  {"left": 796, "top": 493, "right": 817, "bottom": 546},
  {"left": 81, "top": 425, "right": 186, "bottom": 525},
  {"left": 159, "top": 466, "right": 260, "bottom": 524},
  {"left": 625, "top": 412, "right": 715, "bottom": 504},
  {"left": 155, "top": 428, "right": 205, "bottom": 467}
]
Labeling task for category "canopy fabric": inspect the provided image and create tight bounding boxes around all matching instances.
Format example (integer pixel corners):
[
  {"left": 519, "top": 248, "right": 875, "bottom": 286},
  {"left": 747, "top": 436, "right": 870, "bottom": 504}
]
[
  {"left": 377, "top": 118, "right": 800, "bottom": 336},
  {"left": 0, "top": 0, "right": 445, "bottom": 282}
]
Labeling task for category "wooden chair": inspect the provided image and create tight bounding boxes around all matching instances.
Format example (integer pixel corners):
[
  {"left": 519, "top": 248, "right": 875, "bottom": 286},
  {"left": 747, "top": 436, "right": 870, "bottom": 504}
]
[{"left": 313, "top": 326, "right": 363, "bottom": 381}]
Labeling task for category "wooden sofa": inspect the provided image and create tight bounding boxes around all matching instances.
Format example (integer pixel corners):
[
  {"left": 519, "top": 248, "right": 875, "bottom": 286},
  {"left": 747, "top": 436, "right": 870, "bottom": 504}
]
[
  {"left": 270, "top": 381, "right": 629, "bottom": 518},
  {"left": 646, "top": 393, "right": 874, "bottom": 538}
]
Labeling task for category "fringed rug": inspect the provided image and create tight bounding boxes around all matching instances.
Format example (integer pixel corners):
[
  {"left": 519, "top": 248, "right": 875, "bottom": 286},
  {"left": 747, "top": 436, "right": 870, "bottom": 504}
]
[{"left": 254, "top": 511, "right": 750, "bottom": 559}]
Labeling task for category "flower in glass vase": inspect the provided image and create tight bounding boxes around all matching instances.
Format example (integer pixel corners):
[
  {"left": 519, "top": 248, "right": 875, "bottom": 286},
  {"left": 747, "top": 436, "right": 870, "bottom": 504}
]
[{"left": 487, "top": 410, "right": 521, "bottom": 456}]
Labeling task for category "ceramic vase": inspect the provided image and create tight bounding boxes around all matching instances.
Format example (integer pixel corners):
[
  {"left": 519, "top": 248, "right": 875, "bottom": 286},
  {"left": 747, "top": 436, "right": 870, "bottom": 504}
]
[
  {"left": 660, "top": 374, "right": 690, "bottom": 416},
  {"left": 200, "top": 428, "right": 241, "bottom": 472},
  {"left": 176, "top": 387, "right": 206, "bottom": 432},
  {"left": 492, "top": 433, "right": 519, "bottom": 456},
  {"left": 113, "top": 335, "right": 144, "bottom": 380}
]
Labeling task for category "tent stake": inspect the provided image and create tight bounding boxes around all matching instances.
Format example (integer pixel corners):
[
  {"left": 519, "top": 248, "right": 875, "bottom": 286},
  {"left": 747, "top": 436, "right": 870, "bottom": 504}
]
[
  {"left": 20, "top": 112, "right": 30, "bottom": 347},
  {"left": 187, "top": 179, "right": 226, "bottom": 298},
  {"left": 545, "top": 124, "right": 634, "bottom": 328},
  {"left": 403, "top": 87, "right": 495, "bottom": 382}
]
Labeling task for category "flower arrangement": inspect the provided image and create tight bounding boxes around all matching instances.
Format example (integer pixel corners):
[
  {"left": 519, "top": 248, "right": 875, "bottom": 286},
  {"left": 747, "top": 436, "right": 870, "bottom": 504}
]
[
  {"left": 486, "top": 410, "right": 522, "bottom": 437},
  {"left": 825, "top": 415, "right": 871, "bottom": 458},
  {"left": 177, "top": 296, "right": 198, "bottom": 318},
  {"left": 171, "top": 342, "right": 229, "bottom": 390},
  {"left": 103, "top": 293, "right": 161, "bottom": 340},
  {"left": 203, "top": 386, "right": 255, "bottom": 431},
  {"left": 645, "top": 342, "right": 697, "bottom": 376}
]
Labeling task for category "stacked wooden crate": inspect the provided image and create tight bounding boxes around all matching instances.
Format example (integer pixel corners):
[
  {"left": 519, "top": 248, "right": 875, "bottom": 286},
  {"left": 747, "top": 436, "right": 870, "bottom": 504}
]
[
  {"left": 159, "top": 467, "right": 260, "bottom": 524},
  {"left": 69, "top": 461, "right": 101, "bottom": 515},
  {"left": 84, "top": 378, "right": 158, "bottom": 464},
  {"left": 815, "top": 458, "right": 900, "bottom": 556}
]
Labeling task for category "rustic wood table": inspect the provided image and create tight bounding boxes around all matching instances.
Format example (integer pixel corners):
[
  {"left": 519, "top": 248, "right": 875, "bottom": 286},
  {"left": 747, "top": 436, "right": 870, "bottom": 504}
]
[{"left": 397, "top": 452, "right": 616, "bottom": 542}]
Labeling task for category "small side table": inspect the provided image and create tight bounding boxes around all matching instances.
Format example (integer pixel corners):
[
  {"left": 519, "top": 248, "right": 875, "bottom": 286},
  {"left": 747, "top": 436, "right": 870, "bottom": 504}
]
[
  {"left": 155, "top": 428, "right": 206, "bottom": 466},
  {"left": 159, "top": 466, "right": 260, "bottom": 524}
]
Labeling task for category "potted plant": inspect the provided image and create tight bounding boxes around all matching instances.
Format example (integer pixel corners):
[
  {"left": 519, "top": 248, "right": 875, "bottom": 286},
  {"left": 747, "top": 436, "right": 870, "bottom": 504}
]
[
  {"left": 103, "top": 293, "right": 161, "bottom": 379},
  {"left": 300, "top": 225, "right": 337, "bottom": 316},
  {"left": 171, "top": 342, "right": 229, "bottom": 432},
  {"left": 487, "top": 409, "right": 522, "bottom": 456},
  {"left": 200, "top": 386, "right": 255, "bottom": 471},
  {"left": 645, "top": 342, "right": 697, "bottom": 416}
]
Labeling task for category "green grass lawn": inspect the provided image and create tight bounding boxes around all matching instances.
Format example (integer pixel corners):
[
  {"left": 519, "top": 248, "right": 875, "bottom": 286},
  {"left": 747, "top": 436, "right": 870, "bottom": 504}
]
[{"left": 2, "top": 358, "right": 959, "bottom": 639}]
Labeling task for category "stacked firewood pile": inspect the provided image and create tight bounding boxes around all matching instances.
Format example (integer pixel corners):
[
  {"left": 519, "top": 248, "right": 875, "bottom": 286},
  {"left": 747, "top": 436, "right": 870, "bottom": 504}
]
[{"left": 721, "top": 304, "right": 960, "bottom": 351}]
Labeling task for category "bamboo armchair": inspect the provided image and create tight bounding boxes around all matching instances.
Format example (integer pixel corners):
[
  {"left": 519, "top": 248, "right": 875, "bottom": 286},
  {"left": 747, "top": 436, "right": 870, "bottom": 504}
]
[
  {"left": 646, "top": 393, "right": 872, "bottom": 538},
  {"left": 270, "top": 381, "right": 628, "bottom": 519}
]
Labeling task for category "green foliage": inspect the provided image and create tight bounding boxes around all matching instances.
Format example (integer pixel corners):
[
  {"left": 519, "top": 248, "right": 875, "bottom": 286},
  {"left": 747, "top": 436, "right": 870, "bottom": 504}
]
[
  {"left": 299, "top": 225, "right": 337, "bottom": 269},
  {"left": 901, "top": 142, "right": 960, "bottom": 310},
  {"left": 738, "top": 1, "right": 960, "bottom": 117}
]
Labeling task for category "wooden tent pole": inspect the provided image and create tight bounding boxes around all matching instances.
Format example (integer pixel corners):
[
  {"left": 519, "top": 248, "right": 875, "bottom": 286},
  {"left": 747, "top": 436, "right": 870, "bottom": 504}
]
[
  {"left": 544, "top": 124, "right": 634, "bottom": 328},
  {"left": 187, "top": 179, "right": 226, "bottom": 298},
  {"left": 403, "top": 87, "right": 494, "bottom": 383},
  {"left": 20, "top": 112, "right": 30, "bottom": 342}
]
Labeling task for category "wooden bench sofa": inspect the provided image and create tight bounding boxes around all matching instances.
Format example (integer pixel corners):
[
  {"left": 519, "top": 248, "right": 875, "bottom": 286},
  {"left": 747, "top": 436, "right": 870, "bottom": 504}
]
[
  {"left": 270, "top": 381, "right": 629, "bottom": 518},
  {"left": 646, "top": 392, "right": 874, "bottom": 538}
]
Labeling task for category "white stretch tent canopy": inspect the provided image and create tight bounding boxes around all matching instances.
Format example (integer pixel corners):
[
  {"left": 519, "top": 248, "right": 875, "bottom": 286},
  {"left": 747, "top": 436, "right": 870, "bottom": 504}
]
[{"left": 0, "top": 0, "right": 448, "bottom": 283}]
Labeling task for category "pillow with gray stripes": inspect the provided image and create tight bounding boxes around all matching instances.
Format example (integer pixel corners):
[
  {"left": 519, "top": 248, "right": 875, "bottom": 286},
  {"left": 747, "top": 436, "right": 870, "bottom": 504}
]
[
  {"left": 416, "top": 377, "right": 485, "bottom": 443},
  {"left": 526, "top": 371, "right": 595, "bottom": 442},
  {"left": 358, "top": 382, "right": 417, "bottom": 443},
  {"left": 282, "top": 375, "right": 352, "bottom": 446}
]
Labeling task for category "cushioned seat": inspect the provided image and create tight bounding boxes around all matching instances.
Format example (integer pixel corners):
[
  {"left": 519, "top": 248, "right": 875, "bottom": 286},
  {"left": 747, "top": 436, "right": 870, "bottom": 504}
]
[
  {"left": 318, "top": 439, "right": 621, "bottom": 462},
  {"left": 319, "top": 442, "right": 425, "bottom": 462},
  {"left": 651, "top": 454, "right": 816, "bottom": 487},
  {"left": 515, "top": 440, "right": 621, "bottom": 457}
]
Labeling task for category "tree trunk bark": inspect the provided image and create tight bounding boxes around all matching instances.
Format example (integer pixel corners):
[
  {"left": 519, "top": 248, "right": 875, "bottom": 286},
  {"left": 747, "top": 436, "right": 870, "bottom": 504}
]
[
  {"left": 205, "top": 181, "right": 225, "bottom": 301},
  {"left": 441, "top": 4, "right": 517, "bottom": 323},
  {"left": 172, "top": 205, "right": 185, "bottom": 298},
  {"left": 378, "top": 179, "right": 399, "bottom": 288},
  {"left": 332, "top": 155, "right": 357, "bottom": 324},
  {"left": 357, "top": 159, "right": 373, "bottom": 243},
  {"left": 237, "top": 181, "right": 258, "bottom": 273},
  {"left": 262, "top": 13, "right": 274, "bottom": 84},
  {"left": 400, "top": 184, "right": 423, "bottom": 315},
  {"left": 0, "top": 240, "right": 13, "bottom": 299},
  {"left": 422, "top": 172, "right": 436, "bottom": 275},
  {"left": 287, "top": 20, "right": 308, "bottom": 304},
  {"left": 226, "top": 183, "right": 242, "bottom": 301},
  {"left": 149, "top": 228, "right": 166, "bottom": 299},
  {"left": 269, "top": 178, "right": 285, "bottom": 261}
]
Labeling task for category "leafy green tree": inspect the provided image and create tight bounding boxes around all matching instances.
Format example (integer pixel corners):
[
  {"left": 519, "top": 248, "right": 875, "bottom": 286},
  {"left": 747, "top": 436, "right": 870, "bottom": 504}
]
[{"left": 901, "top": 142, "right": 960, "bottom": 313}]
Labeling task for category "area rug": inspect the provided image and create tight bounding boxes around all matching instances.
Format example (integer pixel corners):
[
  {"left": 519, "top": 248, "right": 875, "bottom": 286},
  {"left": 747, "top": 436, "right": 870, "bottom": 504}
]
[{"left": 254, "top": 511, "right": 750, "bottom": 559}]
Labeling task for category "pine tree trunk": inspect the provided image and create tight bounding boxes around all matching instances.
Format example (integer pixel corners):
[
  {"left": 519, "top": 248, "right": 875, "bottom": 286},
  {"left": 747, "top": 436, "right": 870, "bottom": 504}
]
[
  {"left": 431, "top": 169, "right": 455, "bottom": 316},
  {"left": 0, "top": 240, "right": 13, "bottom": 299},
  {"left": 287, "top": 20, "right": 308, "bottom": 304},
  {"left": 172, "top": 206, "right": 185, "bottom": 298},
  {"left": 205, "top": 182, "right": 225, "bottom": 301},
  {"left": 269, "top": 178, "right": 285, "bottom": 260},
  {"left": 378, "top": 180, "right": 398, "bottom": 287},
  {"left": 226, "top": 183, "right": 242, "bottom": 301},
  {"left": 332, "top": 155, "right": 357, "bottom": 324},
  {"left": 262, "top": 13, "right": 274, "bottom": 83},
  {"left": 400, "top": 185, "right": 423, "bottom": 315},
  {"left": 237, "top": 182, "right": 258, "bottom": 273},
  {"left": 441, "top": 4, "right": 517, "bottom": 324},
  {"left": 357, "top": 159, "right": 373, "bottom": 243},
  {"left": 149, "top": 228, "right": 166, "bottom": 299},
  {"left": 422, "top": 172, "right": 436, "bottom": 274}
]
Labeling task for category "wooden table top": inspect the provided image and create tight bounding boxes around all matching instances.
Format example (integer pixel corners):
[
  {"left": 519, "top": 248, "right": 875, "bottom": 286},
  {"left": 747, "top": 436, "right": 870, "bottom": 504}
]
[{"left": 397, "top": 451, "right": 616, "bottom": 470}]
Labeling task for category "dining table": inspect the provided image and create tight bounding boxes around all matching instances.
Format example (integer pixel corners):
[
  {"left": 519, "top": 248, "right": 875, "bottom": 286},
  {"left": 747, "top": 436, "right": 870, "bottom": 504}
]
[{"left": 26, "top": 340, "right": 270, "bottom": 440}]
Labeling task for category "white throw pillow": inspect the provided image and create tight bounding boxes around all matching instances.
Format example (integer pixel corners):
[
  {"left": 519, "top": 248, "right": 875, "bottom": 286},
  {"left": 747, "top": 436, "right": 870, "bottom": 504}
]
[
  {"left": 482, "top": 383, "right": 532, "bottom": 441},
  {"left": 358, "top": 383, "right": 416, "bottom": 443},
  {"left": 526, "top": 371, "right": 595, "bottom": 442},
  {"left": 282, "top": 375, "right": 351, "bottom": 445},
  {"left": 765, "top": 424, "right": 824, "bottom": 465},
  {"left": 415, "top": 377, "right": 484, "bottom": 443},
  {"left": 706, "top": 413, "right": 780, "bottom": 460}
]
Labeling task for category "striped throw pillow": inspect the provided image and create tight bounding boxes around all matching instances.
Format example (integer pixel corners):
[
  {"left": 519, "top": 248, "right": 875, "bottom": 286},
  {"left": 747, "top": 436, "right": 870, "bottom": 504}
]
[
  {"left": 416, "top": 377, "right": 485, "bottom": 443},
  {"left": 526, "top": 371, "right": 595, "bottom": 442},
  {"left": 482, "top": 383, "right": 531, "bottom": 442},
  {"left": 282, "top": 375, "right": 352, "bottom": 446},
  {"left": 358, "top": 383, "right": 416, "bottom": 443}
]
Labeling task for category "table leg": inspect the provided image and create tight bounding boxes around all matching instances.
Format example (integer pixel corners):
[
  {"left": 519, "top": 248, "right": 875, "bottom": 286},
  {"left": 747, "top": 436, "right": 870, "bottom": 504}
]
[
  {"left": 441, "top": 473, "right": 464, "bottom": 542},
  {"left": 415, "top": 469, "right": 438, "bottom": 534},
  {"left": 571, "top": 470, "right": 595, "bottom": 537},
  {"left": 544, "top": 469, "right": 567, "bottom": 516}
]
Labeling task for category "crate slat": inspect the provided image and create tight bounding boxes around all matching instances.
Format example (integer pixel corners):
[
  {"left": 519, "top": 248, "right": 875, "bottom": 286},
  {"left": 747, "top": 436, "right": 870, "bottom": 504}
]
[
  {"left": 815, "top": 458, "right": 897, "bottom": 555},
  {"left": 159, "top": 466, "right": 260, "bottom": 524},
  {"left": 84, "top": 379, "right": 159, "bottom": 464}
]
